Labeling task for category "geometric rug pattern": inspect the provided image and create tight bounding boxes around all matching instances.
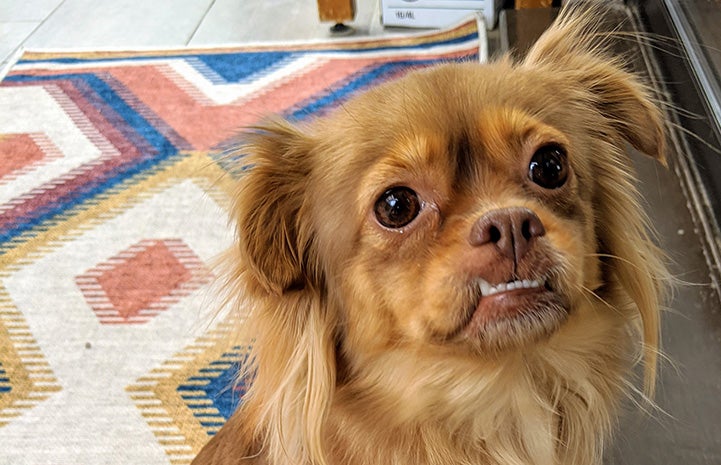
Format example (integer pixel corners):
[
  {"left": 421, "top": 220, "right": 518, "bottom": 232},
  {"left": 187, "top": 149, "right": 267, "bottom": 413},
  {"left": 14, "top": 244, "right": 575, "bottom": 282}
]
[
  {"left": 0, "top": 17, "right": 484, "bottom": 464},
  {"left": 127, "top": 330, "right": 250, "bottom": 464},
  {"left": 76, "top": 238, "right": 212, "bottom": 324}
]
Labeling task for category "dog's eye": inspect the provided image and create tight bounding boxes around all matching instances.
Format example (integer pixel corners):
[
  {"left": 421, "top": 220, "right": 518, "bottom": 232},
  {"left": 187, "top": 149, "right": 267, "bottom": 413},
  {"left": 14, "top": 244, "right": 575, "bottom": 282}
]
[
  {"left": 374, "top": 187, "right": 421, "bottom": 229},
  {"left": 529, "top": 144, "right": 568, "bottom": 189}
]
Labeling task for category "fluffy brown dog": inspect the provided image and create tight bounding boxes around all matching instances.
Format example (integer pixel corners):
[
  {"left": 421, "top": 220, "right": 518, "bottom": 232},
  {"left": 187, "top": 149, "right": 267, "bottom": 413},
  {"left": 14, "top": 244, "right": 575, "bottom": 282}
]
[{"left": 193, "top": 5, "right": 668, "bottom": 465}]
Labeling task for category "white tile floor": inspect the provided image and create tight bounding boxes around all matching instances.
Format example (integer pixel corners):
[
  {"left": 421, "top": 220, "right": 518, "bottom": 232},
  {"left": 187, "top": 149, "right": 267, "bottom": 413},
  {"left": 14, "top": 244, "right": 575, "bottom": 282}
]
[{"left": 0, "top": 0, "right": 393, "bottom": 72}]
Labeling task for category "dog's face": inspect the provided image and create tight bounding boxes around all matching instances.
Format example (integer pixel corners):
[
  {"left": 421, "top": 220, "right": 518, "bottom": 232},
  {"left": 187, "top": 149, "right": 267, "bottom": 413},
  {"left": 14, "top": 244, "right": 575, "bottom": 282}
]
[
  {"left": 214, "top": 9, "right": 667, "bottom": 464},
  {"left": 325, "top": 66, "right": 600, "bottom": 358}
]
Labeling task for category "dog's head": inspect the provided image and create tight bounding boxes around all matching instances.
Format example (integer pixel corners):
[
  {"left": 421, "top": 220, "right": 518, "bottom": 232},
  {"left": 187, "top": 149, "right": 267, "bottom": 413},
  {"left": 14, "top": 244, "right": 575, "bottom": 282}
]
[{"left": 225, "top": 6, "right": 667, "bottom": 465}]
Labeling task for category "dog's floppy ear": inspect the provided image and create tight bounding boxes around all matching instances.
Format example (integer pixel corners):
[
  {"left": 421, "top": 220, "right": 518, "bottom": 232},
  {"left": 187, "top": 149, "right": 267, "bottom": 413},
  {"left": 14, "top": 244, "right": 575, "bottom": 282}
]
[
  {"left": 225, "top": 120, "right": 336, "bottom": 465},
  {"left": 231, "top": 119, "right": 318, "bottom": 295},
  {"left": 523, "top": 4, "right": 665, "bottom": 163}
]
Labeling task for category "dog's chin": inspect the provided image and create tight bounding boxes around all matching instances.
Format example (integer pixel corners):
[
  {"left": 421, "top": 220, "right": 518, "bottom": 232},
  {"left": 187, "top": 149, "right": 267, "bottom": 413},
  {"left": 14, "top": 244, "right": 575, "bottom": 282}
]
[{"left": 456, "top": 283, "right": 570, "bottom": 352}]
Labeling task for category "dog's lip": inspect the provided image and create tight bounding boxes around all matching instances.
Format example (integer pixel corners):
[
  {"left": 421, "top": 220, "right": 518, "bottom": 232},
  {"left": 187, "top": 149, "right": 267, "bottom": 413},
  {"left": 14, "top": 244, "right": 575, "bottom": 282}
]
[{"left": 455, "top": 276, "right": 568, "bottom": 340}]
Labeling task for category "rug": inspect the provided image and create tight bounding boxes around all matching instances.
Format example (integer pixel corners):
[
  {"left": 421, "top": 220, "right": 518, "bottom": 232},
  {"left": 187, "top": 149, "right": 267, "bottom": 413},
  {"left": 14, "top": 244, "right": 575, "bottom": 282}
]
[{"left": 0, "top": 18, "right": 484, "bottom": 464}]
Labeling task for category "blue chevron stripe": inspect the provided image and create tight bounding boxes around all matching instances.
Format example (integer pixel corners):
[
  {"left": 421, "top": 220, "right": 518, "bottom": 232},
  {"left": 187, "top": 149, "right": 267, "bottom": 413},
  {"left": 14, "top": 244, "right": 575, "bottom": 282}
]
[
  {"left": 0, "top": 362, "right": 10, "bottom": 393},
  {"left": 178, "top": 347, "right": 249, "bottom": 431},
  {"left": 0, "top": 74, "right": 181, "bottom": 249},
  {"left": 195, "top": 51, "right": 296, "bottom": 83}
]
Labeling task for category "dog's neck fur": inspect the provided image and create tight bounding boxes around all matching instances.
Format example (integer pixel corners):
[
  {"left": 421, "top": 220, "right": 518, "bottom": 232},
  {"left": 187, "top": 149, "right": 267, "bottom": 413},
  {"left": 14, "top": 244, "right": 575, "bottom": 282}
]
[{"left": 325, "top": 297, "right": 631, "bottom": 465}]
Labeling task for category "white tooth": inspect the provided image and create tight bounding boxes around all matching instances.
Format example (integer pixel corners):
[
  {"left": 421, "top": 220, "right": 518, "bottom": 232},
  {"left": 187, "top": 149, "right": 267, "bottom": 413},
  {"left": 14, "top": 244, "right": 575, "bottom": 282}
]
[
  {"left": 479, "top": 279, "right": 492, "bottom": 296},
  {"left": 479, "top": 278, "right": 549, "bottom": 297}
]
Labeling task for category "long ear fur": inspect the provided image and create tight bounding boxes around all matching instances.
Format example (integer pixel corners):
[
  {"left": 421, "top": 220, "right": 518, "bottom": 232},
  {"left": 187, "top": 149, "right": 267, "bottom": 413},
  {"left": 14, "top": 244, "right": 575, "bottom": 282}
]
[
  {"left": 524, "top": 3, "right": 668, "bottom": 396},
  {"left": 233, "top": 119, "right": 321, "bottom": 295},
  {"left": 225, "top": 120, "right": 336, "bottom": 465}
]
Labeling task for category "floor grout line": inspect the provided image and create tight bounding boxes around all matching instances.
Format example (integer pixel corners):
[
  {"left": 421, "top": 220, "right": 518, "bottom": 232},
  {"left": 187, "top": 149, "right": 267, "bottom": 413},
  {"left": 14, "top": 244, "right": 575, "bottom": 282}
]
[
  {"left": 1, "top": 0, "right": 67, "bottom": 77},
  {"left": 17, "top": 0, "right": 68, "bottom": 53},
  {"left": 186, "top": 0, "right": 217, "bottom": 46}
]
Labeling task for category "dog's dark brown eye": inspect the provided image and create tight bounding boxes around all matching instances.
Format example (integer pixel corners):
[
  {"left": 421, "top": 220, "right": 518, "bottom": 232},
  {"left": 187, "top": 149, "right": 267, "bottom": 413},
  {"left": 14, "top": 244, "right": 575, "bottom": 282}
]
[
  {"left": 374, "top": 187, "right": 421, "bottom": 229},
  {"left": 529, "top": 144, "right": 568, "bottom": 189}
]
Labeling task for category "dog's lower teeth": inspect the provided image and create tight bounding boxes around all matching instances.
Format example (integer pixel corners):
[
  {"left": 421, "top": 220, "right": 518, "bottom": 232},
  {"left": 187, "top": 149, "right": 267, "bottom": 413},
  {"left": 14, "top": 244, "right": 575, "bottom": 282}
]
[{"left": 478, "top": 278, "right": 544, "bottom": 297}]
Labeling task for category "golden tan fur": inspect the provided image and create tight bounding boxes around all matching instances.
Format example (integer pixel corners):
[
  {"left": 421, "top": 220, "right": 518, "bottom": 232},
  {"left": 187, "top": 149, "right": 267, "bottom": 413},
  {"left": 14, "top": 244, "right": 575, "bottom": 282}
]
[{"left": 193, "top": 5, "right": 668, "bottom": 465}]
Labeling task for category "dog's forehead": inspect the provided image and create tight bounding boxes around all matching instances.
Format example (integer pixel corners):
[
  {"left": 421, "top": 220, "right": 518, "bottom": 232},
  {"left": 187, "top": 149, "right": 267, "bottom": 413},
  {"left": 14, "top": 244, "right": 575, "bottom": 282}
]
[
  {"left": 378, "top": 63, "right": 557, "bottom": 119},
  {"left": 338, "top": 63, "right": 572, "bottom": 149},
  {"left": 351, "top": 74, "right": 566, "bottom": 165}
]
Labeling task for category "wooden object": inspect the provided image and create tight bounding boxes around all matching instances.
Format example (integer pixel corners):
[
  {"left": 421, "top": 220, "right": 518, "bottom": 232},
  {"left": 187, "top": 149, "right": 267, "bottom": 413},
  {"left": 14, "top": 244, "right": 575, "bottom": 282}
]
[
  {"left": 317, "top": 0, "right": 355, "bottom": 22},
  {"left": 515, "top": 0, "right": 552, "bottom": 8}
]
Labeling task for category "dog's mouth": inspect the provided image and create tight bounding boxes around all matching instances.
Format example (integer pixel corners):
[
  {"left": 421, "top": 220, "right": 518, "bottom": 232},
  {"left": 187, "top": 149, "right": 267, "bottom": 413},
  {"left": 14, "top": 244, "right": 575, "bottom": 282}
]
[{"left": 455, "top": 274, "right": 569, "bottom": 351}]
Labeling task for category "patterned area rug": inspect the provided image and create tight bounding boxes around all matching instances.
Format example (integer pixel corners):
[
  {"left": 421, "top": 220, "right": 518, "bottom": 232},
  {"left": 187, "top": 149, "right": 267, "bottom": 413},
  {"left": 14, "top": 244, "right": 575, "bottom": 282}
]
[{"left": 0, "top": 18, "right": 484, "bottom": 464}]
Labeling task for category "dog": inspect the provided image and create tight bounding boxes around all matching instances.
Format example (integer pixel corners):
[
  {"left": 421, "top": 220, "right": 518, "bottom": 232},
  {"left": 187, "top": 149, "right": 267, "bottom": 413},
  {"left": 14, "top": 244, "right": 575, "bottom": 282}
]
[{"left": 193, "top": 4, "right": 668, "bottom": 465}]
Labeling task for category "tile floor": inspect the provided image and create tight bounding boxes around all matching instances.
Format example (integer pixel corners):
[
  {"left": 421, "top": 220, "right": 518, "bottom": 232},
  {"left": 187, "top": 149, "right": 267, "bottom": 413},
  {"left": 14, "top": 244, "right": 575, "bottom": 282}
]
[{"left": 0, "top": 0, "right": 393, "bottom": 73}]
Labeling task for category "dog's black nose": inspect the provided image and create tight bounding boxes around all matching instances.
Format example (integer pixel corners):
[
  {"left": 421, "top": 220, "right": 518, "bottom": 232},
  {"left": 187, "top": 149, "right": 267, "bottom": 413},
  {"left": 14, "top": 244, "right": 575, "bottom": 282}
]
[{"left": 469, "top": 207, "right": 546, "bottom": 261}]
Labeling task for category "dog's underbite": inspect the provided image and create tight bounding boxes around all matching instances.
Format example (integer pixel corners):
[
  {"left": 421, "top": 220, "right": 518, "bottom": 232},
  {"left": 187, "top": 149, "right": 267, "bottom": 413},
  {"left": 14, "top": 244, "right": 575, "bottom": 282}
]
[{"left": 193, "top": 4, "right": 669, "bottom": 465}]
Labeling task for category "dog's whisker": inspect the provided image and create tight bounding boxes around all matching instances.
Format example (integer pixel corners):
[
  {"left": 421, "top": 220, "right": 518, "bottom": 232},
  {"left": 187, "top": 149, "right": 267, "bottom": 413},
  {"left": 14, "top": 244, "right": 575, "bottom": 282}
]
[
  {"left": 575, "top": 284, "right": 628, "bottom": 322},
  {"left": 618, "top": 376, "right": 671, "bottom": 420},
  {"left": 585, "top": 252, "right": 671, "bottom": 281}
]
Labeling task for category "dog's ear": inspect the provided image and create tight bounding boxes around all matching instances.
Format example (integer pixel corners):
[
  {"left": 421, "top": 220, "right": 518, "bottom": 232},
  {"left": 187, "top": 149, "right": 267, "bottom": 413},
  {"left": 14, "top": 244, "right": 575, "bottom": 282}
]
[
  {"left": 522, "top": 5, "right": 665, "bottom": 163},
  {"left": 231, "top": 119, "right": 318, "bottom": 295},
  {"left": 226, "top": 121, "right": 336, "bottom": 465}
]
